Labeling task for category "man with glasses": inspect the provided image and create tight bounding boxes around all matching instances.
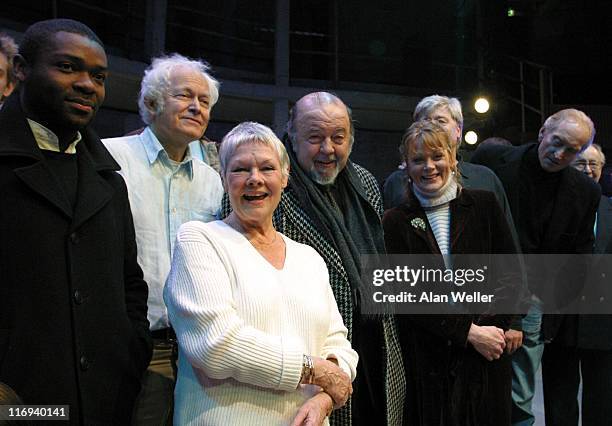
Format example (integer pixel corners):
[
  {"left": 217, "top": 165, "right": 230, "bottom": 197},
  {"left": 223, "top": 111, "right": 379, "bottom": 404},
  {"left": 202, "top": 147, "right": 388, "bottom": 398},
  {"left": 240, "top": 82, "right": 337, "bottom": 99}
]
[
  {"left": 472, "top": 109, "right": 600, "bottom": 426},
  {"left": 103, "top": 54, "right": 223, "bottom": 425},
  {"left": 552, "top": 142, "right": 612, "bottom": 425}
]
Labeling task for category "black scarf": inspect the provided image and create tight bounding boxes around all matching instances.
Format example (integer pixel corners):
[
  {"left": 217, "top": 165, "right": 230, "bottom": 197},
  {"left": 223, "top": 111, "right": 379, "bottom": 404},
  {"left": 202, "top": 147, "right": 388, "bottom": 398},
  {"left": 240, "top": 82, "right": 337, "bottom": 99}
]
[{"left": 283, "top": 136, "right": 386, "bottom": 302}]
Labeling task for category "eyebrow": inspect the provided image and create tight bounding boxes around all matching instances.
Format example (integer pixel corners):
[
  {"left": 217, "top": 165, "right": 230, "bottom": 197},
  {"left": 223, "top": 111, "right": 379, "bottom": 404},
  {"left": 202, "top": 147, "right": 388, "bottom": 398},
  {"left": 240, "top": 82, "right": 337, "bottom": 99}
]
[{"left": 52, "top": 53, "right": 108, "bottom": 72}]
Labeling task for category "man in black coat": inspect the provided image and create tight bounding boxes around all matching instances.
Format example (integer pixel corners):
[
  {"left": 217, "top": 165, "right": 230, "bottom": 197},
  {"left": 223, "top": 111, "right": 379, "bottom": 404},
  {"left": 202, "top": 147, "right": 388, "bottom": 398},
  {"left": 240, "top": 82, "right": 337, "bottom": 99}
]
[
  {"left": 553, "top": 143, "right": 612, "bottom": 425},
  {"left": 0, "top": 19, "right": 152, "bottom": 425},
  {"left": 472, "top": 109, "right": 600, "bottom": 426}
]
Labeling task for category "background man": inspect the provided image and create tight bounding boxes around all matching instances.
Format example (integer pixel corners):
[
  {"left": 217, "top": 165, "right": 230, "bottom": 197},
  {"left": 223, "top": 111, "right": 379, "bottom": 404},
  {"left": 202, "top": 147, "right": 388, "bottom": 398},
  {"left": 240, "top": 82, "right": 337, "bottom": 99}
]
[
  {"left": 0, "top": 19, "right": 151, "bottom": 424},
  {"left": 0, "top": 32, "right": 18, "bottom": 105},
  {"left": 547, "top": 143, "right": 612, "bottom": 425},
  {"left": 472, "top": 109, "right": 600, "bottom": 426},
  {"left": 103, "top": 54, "right": 223, "bottom": 425}
]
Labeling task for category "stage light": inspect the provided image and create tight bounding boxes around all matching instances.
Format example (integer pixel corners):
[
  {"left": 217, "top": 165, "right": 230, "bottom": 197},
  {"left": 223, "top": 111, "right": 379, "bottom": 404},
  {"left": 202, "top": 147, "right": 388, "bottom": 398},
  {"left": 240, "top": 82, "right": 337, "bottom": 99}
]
[
  {"left": 465, "top": 131, "right": 478, "bottom": 145},
  {"left": 474, "top": 97, "right": 490, "bottom": 113}
]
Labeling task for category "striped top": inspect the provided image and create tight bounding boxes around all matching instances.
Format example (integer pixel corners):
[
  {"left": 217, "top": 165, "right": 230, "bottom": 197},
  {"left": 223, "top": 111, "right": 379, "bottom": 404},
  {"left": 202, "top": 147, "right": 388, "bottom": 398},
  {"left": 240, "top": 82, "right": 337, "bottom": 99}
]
[{"left": 424, "top": 203, "right": 451, "bottom": 254}]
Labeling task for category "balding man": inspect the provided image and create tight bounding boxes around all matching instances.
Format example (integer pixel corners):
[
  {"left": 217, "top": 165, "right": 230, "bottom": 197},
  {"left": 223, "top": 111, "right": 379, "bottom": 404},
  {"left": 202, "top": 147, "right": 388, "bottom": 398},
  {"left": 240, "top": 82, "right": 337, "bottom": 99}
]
[
  {"left": 472, "top": 109, "right": 600, "bottom": 426},
  {"left": 221, "top": 92, "right": 405, "bottom": 425}
]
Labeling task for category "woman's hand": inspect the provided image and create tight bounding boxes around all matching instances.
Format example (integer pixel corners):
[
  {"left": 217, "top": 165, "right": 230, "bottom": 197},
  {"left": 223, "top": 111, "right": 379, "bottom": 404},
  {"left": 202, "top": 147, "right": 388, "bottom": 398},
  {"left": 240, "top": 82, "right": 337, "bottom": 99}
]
[
  {"left": 467, "top": 323, "right": 506, "bottom": 361},
  {"left": 291, "top": 392, "right": 333, "bottom": 426},
  {"left": 305, "top": 357, "right": 352, "bottom": 408}
]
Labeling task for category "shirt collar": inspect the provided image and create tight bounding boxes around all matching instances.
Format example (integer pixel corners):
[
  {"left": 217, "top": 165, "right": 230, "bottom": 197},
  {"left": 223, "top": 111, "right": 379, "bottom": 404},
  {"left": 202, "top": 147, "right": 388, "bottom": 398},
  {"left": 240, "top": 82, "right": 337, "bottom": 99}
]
[
  {"left": 27, "top": 119, "right": 82, "bottom": 154},
  {"left": 142, "top": 126, "right": 195, "bottom": 180}
]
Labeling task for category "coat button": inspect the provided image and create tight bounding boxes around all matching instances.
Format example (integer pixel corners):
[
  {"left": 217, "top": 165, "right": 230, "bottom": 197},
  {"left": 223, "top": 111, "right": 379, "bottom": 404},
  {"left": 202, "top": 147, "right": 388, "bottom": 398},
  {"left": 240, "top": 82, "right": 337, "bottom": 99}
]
[
  {"left": 73, "top": 290, "right": 83, "bottom": 305},
  {"left": 80, "top": 355, "right": 90, "bottom": 371},
  {"left": 70, "top": 233, "right": 79, "bottom": 244}
]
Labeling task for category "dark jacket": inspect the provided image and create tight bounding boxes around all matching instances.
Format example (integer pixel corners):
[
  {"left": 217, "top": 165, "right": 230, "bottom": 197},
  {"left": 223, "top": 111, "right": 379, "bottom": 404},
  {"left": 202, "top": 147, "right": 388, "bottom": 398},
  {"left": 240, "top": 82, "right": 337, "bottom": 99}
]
[
  {"left": 0, "top": 95, "right": 152, "bottom": 425},
  {"left": 577, "top": 196, "right": 612, "bottom": 350},
  {"left": 471, "top": 143, "right": 600, "bottom": 341},
  {"left": 383, "top": 188, "right": 519, "bottom": 426}
]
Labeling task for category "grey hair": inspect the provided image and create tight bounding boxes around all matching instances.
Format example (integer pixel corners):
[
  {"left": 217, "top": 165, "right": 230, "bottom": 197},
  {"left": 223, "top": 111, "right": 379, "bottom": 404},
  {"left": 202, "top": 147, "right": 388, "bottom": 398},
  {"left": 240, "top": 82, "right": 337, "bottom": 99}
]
[
  {"left": 583, "top": 143, "right": 606, "bottom": 164},
  {"left": 286, "top": 91, "right": 355, "bottom": 147},
  {"left": 138, "top": 53, "right": 220, "bottom": 125},
  {"left": 219, "top": 122, "right": 290, "bottom": 179},
  {"left": 0, "top": 33, "right": 18, "bottom": 86},
  {"left": 413, "top": 95, "right": 464, "bottom": 130}
]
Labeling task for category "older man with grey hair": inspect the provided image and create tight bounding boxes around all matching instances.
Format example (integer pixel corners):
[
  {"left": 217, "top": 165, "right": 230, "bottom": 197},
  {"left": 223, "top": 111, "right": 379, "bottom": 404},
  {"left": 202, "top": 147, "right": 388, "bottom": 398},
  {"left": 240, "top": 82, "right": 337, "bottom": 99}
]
[
  {"left": 472, "top": 108, "right": 600, "bottom": 426},
  {"left": 103, "top": 53, "right": 223, "bottom": 425}
]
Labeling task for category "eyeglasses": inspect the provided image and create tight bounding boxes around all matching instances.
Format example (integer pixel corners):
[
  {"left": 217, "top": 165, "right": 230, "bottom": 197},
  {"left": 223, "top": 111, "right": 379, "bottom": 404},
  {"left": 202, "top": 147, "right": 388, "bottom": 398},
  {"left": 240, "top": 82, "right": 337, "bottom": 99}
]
[{"left": 573, "top": 160, "right": 603, "bottom": 170}]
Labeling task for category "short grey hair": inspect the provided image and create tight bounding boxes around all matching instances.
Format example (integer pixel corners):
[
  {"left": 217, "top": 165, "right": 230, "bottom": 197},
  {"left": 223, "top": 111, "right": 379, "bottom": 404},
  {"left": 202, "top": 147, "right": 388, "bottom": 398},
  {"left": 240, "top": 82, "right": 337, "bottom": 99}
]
[
  {"left": 413, "top": 95, "right": 464, "bottom": 130},
  {"left": 585, "top": 143, "right": 606, "bottom": 165},
  {"left": 286, "top": 91, "right": 355, "bottom": 147},
  {"left": 219, "top": 122, "right": 290, "bottom": 179},
  {"left": 138, "top": 53, "right": 220, "bottom": 125}
]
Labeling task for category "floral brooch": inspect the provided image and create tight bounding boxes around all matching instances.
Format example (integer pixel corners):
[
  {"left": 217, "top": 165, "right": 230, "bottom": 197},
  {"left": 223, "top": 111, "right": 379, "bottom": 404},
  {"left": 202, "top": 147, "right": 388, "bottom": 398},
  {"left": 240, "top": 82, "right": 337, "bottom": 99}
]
[{"left": 411, "top": 217, "right": 426, "bottom": 231}]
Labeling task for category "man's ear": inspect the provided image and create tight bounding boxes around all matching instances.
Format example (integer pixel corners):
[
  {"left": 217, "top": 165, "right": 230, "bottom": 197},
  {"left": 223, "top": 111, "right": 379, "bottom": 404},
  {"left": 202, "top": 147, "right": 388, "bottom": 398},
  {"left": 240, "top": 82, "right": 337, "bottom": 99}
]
[
  {"left": 538, "top": 127, "right": 545, "bottom": 143},
  {"left": 144, "top": 98, "right": 158, "bottom": 116},
  {"left": 12, "top": 55, "right": 29, "bottom": 83},
  {"left": 2, "top": 81, "right": 15, "bottom": 98}
]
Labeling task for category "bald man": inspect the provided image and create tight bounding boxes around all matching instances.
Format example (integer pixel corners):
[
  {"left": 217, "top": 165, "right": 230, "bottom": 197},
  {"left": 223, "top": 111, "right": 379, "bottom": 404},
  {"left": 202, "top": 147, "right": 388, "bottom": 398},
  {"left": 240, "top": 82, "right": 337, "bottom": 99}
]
[{"left": 472, "top": 109, "right": 600, "bottom": 426}]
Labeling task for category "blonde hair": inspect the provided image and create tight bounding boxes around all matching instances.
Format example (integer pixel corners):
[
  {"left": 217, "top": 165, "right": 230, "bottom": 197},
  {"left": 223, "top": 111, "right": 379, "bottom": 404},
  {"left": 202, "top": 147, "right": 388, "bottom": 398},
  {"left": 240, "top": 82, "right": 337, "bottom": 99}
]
[{"left": 401, "top": 120, "right": 460, "bottom": 181}]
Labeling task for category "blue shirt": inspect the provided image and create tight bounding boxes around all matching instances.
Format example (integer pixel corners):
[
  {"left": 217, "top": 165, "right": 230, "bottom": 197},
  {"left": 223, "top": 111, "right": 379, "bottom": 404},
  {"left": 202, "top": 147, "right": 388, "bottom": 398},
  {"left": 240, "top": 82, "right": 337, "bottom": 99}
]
[{"left": 103, "top": 127, "right": 223, "bottom": 330}]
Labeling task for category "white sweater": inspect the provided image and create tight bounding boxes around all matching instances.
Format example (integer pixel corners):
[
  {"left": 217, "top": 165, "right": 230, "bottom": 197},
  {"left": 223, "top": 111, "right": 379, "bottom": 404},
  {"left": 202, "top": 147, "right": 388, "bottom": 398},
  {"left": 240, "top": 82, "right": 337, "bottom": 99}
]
[{"left": 164, "top": 220, "right": 358, "bottom": 425}]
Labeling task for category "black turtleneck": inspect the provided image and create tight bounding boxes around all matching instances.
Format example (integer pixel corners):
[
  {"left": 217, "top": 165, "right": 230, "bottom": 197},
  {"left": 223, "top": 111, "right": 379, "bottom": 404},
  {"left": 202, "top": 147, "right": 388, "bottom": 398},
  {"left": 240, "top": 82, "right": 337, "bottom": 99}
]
[{"left": 518, "top": 145, "right": 563, "bottom": 253}]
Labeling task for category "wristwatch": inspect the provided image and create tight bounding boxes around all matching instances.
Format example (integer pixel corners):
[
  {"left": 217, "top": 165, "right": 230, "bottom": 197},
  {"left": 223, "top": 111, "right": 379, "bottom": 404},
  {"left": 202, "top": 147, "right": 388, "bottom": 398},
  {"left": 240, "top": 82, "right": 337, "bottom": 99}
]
[{"left": 301, "top": 354, "right": 314, "bottom": 384}]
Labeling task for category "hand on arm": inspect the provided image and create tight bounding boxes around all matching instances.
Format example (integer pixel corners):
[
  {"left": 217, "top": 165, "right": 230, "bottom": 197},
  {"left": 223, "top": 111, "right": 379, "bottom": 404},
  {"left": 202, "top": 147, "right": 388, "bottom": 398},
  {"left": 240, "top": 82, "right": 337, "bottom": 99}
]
[
  {"left": 291, "top": 392, "right": 333, "bottom": 426},
  {"left": 300, "top": 357, "right": 352, "bottom": 409},
  {"left": 467, "top": 323, "right": 506, "bottom": 361}
]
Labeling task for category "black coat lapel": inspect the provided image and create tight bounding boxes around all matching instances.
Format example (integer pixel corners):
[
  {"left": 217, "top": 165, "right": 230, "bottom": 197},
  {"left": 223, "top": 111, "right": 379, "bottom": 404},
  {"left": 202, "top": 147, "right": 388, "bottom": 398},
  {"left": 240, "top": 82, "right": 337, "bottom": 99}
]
[
  {"left": 70, "top": 142, "right": 114, "bottom": 231},
  {"left": 0, "top": 95, "right": 72, "bottom": 218},
  {"left": 14, "top": 163, "right": 73, "bottom": 218},
  {"left": 450, "top": 193, "right": 473, "bottom": 249}
]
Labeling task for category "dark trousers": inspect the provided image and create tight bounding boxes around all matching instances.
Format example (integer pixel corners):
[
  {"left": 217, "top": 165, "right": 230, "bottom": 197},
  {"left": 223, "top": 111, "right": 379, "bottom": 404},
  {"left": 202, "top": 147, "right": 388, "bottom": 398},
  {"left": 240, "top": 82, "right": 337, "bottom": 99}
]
[
  {"left": 542, "top": 343, "right": 612, "bottom": 426},
  {"left": 131, "top": 340, "right": 177, "bottom": 426}
]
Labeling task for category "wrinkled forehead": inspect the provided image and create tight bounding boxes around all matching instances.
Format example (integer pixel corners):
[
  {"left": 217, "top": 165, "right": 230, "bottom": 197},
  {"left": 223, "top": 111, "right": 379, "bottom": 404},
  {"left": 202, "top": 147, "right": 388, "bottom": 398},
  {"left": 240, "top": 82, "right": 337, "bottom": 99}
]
[
  {"left": 296, "top": 102, "right": 350, "bottom": 131},
  {"left": 168, "top": 66, "right": 208, "bottom": 89},
  {"left": 549, "top": 119, "right": 592, "bottom": 146}
]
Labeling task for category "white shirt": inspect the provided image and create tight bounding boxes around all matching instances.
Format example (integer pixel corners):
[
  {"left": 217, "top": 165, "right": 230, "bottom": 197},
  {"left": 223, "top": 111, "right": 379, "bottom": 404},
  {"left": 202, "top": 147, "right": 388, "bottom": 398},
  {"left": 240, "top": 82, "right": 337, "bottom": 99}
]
[{"left": 103, "top": 127, "right": 223, "bottom": 330}]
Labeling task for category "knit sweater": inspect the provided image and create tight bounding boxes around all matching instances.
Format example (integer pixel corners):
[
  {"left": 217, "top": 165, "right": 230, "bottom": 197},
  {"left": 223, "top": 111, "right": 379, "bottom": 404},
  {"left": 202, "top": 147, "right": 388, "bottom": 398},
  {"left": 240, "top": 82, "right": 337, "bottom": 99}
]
[{"left": 164, "top": 220, "right": 358, "bottom": 426}]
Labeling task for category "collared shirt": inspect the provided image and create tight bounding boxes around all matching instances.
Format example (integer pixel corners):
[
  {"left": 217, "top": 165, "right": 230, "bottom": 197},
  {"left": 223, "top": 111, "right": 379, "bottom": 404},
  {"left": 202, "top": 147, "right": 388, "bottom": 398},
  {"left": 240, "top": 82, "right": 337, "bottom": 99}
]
[
  {"left": 103, "top": 127, "right": 223, "bottom": 330},
  {"left": 27, "top": 119, "right": 82, "bottom": 153}
]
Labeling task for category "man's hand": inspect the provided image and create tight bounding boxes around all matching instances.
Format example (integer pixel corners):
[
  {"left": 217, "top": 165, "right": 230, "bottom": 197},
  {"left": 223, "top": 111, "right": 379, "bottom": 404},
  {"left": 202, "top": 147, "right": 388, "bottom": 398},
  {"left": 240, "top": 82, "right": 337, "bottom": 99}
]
[
  {"left": 467, "top": 323, "right": 506, "bottom": 361},
  {"left": 504, "top": 329, "right": 523, "bottom": 354},
  {"left": 291, "top": 392, "right": 334, "bottom": 426},
  {"left": 306, "top": 357, "right": 352, "bottom": 409}
]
